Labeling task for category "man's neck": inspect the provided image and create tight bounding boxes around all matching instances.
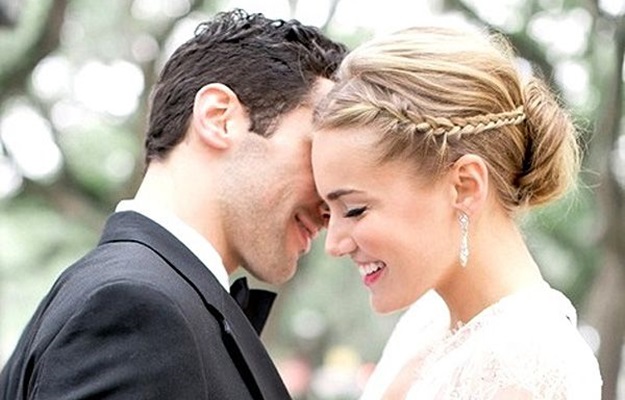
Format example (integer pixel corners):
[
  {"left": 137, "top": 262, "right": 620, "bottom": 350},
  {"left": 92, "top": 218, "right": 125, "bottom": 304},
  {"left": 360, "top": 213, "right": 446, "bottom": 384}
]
[{"left": 136, "top": 160, "right": 236, "bottom": 274}]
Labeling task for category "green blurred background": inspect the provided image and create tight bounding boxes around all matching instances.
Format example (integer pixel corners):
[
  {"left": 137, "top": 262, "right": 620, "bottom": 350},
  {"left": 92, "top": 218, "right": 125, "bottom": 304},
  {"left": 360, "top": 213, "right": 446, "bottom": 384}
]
[{"left": 1, "top": 0, "right": 624, "bottom": 398}]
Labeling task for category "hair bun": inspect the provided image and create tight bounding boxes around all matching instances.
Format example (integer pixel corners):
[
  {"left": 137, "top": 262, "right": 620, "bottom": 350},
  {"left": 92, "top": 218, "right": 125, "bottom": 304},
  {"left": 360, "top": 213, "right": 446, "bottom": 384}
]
[{"left": 516, "top": 77, "right": 580, "bottom": 207}]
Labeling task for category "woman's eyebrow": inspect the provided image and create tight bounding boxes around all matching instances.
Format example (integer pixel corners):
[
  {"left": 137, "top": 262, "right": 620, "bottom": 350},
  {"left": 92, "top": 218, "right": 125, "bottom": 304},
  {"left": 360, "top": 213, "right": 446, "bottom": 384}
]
[{"left": 326, "top": 188, "right": 361, "bottom": 201}]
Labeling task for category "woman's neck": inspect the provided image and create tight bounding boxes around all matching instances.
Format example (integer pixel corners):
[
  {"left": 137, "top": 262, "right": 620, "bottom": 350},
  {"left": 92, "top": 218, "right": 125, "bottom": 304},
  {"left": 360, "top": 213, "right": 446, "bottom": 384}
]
[{"left": 437, "top": 219, "right": 544, "bottom": 328}]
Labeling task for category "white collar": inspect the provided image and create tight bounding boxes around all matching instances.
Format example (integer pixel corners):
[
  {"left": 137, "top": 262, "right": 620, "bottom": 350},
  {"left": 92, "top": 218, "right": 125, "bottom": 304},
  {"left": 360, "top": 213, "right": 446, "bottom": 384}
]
[{"left": 115, "top": 199, "right": 230, "bottom": 292}]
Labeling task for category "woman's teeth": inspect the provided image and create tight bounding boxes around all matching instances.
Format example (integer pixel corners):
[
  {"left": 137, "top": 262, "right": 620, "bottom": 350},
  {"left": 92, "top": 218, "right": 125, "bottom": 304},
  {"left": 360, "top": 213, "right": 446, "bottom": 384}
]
[{"left": 358, "top": 262, "right": 386, "bottom": 277}]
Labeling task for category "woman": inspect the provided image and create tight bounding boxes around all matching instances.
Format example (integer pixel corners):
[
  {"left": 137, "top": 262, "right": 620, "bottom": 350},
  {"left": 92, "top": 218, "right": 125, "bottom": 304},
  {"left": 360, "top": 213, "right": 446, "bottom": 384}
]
[{"left": 312, "top": 26, "right": 601, "bottom": 399}]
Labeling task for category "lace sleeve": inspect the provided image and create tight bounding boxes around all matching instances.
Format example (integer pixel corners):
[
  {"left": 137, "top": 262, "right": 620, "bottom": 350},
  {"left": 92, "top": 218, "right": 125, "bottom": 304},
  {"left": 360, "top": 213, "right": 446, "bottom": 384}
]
[
  {"left": 448, "top": 336, "right": 601, "bottom": 400},
  {"left": 489, "top": 387, "right": 549, "bottom": 400}
]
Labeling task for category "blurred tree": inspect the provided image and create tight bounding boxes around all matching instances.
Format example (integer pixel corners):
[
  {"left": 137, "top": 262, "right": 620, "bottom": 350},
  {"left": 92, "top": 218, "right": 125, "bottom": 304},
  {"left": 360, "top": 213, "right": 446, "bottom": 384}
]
[
  {"left": 581, "top": 3, "right": 625, "bottom": 400},
  {"left": 1, "top": 0, "right": 624, "bottom": 398},
  {"left": 0, "top": 6, "right": 13, "bottom": 27},
  {"left": 0, "top": 0, "right": 67, "bottom": 102}
]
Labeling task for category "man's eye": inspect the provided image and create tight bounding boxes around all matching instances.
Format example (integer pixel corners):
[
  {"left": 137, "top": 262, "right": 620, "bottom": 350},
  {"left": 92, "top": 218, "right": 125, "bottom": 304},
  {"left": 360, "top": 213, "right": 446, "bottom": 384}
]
[
  {"left": 321, "top": 211, "right": 331, "bottom": 227},
  {"left": 319, "top": 204, "right": 331, "bottom": 224},
  {"left": 344, "top": 206, "right": 367, "bottom": 218}
]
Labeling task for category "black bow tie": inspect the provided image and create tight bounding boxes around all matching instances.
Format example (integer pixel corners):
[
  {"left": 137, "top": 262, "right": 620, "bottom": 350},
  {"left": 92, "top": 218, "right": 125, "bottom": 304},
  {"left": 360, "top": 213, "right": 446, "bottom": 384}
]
[{"left": 230, "top": 277, "right": 277, "bottom": 335}]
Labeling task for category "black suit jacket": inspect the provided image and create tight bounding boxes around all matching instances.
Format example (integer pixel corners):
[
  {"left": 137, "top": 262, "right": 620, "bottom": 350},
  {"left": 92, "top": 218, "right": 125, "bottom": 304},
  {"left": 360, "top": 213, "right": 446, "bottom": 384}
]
[{"left": 0, "top": 211, "right": 291, "bottom": 399}]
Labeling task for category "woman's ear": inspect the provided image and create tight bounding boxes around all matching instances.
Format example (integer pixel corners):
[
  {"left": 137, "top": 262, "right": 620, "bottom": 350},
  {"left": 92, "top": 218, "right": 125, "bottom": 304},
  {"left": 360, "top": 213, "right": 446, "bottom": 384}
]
[
  {"left": 450, "top": 154, "right": 489, "bottom": 215},
  {"left": 191, "top": 83, "right": 245, "bottom": 150}
]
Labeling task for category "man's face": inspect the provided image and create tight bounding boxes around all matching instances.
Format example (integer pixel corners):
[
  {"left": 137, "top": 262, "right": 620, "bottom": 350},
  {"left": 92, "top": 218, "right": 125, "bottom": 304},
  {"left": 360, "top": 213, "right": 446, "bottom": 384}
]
[{"left": 221, "top": 80, "right": 333, "bottom": 285}]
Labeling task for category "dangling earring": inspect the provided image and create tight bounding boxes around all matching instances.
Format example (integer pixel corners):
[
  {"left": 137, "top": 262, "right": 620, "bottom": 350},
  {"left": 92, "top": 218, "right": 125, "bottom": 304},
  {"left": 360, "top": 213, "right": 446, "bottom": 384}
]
[{"left": 458, "top": 212, "right": 469, "bottom": 267}]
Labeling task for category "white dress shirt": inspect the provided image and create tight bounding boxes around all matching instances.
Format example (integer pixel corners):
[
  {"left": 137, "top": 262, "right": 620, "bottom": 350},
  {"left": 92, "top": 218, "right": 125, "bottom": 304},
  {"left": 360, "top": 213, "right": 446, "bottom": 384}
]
[{"left": 115, "top": 199, "right": 230, "bottom": 292}]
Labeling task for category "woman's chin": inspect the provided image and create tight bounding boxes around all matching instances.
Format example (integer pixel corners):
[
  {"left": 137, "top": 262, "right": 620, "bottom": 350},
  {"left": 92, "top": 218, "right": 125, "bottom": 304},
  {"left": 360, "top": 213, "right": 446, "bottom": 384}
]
[{"left": 370, "top": 297, "right": 403, "bottom": 315}]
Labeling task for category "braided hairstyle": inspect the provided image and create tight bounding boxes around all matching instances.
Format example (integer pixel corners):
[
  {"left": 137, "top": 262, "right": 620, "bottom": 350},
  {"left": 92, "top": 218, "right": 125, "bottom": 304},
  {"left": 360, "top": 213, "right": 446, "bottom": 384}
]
[{"left": 315, "top": 27, "right": 580, "bottom": 213}]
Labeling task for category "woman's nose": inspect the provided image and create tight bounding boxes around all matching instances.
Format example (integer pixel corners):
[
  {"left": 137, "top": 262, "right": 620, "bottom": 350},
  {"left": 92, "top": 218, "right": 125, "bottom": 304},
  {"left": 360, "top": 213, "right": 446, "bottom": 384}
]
[{"left": 324, "top": 219, "right": 356, "bottom": 257}]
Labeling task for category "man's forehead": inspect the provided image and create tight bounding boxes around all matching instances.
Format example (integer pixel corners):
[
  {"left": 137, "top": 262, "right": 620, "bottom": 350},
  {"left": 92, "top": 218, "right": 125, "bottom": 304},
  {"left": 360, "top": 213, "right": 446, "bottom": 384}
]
[
  {"left": 266, "top": 79, "right": 335, "bottom": 140},
  {"left": 301, "top": 78, "right": 335, "bottom": 108},
  {"left": 312, "top": 78, "right": 335, "bottom": 102}
]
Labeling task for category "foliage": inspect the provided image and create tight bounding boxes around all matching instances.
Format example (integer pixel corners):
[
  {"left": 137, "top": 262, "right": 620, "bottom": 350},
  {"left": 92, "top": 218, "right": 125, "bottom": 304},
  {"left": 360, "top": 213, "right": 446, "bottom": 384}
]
[{"left": 1, "top": 0, "right": 624, "bottom": 398}]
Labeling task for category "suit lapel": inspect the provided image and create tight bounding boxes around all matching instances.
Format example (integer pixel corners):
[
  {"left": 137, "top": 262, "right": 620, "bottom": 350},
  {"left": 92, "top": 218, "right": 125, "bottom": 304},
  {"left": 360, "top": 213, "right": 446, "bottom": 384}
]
[{"left": 98, "top": 211, "right": 290, "bottom": 399}]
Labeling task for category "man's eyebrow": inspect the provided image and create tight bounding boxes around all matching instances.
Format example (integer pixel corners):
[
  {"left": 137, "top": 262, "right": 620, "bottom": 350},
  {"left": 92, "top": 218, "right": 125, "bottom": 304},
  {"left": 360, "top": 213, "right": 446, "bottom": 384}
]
[{"left": 326, "top": 189, "right": 360, "bottom": 201}]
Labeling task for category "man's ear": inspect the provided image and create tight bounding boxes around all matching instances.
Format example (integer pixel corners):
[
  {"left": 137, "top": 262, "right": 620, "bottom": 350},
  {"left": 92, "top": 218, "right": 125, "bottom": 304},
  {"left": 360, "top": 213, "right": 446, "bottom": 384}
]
[
  {"left": 191, "top": 83, "right": 244, "bottom": 150},
  {"left": 450, "top": 154, "right": 489, "bottom": 215}
]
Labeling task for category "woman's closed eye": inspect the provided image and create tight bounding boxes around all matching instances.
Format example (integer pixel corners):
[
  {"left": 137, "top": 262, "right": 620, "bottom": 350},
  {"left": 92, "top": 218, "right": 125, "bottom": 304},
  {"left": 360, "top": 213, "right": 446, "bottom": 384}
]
[{"left": 344, "top": 206, "right": 367, "bottom": 218}]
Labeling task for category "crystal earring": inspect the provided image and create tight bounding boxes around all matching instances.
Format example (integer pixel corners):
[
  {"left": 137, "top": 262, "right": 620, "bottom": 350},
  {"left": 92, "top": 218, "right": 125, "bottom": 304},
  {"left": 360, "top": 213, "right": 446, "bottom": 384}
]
[{"left": 458, "top": 212, "right": 469, "bottom": 267}]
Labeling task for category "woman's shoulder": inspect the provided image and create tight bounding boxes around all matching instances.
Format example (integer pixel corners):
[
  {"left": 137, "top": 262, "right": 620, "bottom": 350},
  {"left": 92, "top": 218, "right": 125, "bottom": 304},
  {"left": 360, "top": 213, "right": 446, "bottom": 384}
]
[
  {"left": 462, "top": 327, "right": 601, "bottom": 399},
  {"left": 459, "top": 285, "right": 602, "bottom": 398},
  {"left": 483, "top": 286, "right": 588, "bottom": 340}
]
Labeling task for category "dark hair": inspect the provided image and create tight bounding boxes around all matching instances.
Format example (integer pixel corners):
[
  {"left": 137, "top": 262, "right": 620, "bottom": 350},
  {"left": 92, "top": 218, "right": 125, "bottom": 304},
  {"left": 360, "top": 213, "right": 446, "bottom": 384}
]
[{"left": 144, "top": 8, "right": 347, "bottom": 163}]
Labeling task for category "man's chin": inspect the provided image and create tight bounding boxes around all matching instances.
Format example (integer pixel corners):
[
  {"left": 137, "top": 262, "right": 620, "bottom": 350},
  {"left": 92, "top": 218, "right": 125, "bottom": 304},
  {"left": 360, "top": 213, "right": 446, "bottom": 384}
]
[
  {"left": 266, "top": 265, "right": 297, "bottom": 286},
  {"left": 245, "top": 262, "right": 297, "bottom": 286}
]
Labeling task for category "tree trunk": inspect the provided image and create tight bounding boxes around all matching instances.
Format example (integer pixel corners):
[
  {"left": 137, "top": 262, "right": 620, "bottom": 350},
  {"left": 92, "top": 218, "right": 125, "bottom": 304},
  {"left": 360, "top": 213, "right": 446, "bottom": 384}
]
[
  {"left": 582, "top": 14, "right": 625, "bottom": 400},
  {"left": 584, "top": 252, "right": 625, "bottom": 400}
]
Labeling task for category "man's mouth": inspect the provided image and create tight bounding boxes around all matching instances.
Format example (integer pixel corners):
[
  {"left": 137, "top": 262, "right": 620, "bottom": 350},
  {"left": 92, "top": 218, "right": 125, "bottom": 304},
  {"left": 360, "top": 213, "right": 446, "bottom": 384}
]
[{"left": 295, "top": 214, "right": 319, "bottom": 254}]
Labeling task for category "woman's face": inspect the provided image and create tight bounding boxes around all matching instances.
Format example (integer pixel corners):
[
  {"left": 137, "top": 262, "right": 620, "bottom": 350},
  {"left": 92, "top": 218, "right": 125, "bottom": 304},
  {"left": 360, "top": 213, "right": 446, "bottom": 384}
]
[{"left": 312, "top": 126, "right": 459, "bottom": 313}]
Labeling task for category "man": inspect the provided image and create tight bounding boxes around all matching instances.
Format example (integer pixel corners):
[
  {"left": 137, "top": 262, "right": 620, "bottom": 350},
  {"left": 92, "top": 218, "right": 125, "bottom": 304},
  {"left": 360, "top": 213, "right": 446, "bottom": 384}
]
[{"left": 1, "top": 9, "right": 346, "bottom": 399}]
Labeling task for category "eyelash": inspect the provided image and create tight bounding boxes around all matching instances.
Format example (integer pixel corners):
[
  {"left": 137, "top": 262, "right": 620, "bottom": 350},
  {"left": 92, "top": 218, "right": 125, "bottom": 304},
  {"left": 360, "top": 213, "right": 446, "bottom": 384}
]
[{"left": 344, "top": 206, "right": 367, "bottom": 218}]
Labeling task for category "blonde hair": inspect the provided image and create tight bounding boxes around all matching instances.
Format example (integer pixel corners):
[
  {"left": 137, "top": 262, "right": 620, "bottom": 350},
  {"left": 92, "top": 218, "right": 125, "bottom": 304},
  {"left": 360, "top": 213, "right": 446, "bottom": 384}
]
[{"left": 315, "top": 27, "right": 580, "bottom": 212}]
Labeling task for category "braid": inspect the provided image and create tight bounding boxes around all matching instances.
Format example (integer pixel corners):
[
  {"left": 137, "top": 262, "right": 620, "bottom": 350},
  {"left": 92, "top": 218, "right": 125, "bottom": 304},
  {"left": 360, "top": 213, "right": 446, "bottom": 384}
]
[
  {"left": 374, "top": 101, "right": 526, "bottom": 142},
  {"left": 418, "top": 107, "right": 525, "bottom": 136}
]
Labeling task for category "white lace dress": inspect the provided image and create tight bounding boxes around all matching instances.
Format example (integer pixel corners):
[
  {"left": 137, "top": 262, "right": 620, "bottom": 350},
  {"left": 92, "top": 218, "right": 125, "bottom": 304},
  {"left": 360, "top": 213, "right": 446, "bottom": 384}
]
[{"left": 360, "top": 284, "right": 602, "bottom": 399}]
